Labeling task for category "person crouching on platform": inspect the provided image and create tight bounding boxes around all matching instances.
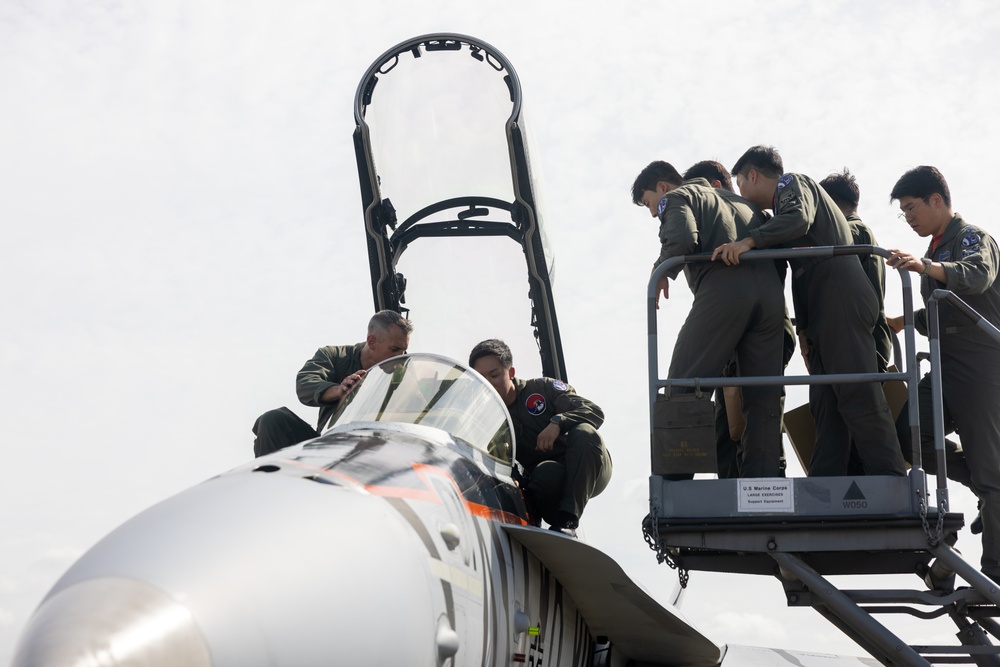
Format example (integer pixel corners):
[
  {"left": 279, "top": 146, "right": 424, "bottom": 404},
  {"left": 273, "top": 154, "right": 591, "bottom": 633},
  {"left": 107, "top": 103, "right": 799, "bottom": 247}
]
[{"left": 469, "top": 339, "right": 611, "bottom": 537}]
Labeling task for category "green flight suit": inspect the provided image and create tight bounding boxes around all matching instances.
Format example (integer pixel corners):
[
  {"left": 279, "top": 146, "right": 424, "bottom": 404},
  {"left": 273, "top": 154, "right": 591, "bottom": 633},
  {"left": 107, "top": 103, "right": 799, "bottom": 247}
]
[
  {"left": 296, "top": 343, "right": 366, "bottom": 431},
  {"left": 252, "top": 343, "right": 365, "bottom": 456},
  {"left": 849, "top": 215, "right": 894, "bottom": 371},
  {"left": 508, "top": 377, "right": 611, "bottom": 525},
  {"left": 656, "top": 178, "right": 786, "bottom": 477},
  {"left": 748, "top": 173, "right": 905, "bottom": 477},
  {"left": 810, "top": 215, "right": 895, "bottom": 475},
  {"left": 895, "top": 215, "right": 1000, "bottom": 579}
]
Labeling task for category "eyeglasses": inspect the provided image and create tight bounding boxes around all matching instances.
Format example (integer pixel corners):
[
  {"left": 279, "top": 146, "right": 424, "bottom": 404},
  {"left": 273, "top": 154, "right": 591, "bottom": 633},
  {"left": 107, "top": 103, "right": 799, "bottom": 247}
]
[{"left": 898, "top": 198, "right": 929, "bottom": 220}]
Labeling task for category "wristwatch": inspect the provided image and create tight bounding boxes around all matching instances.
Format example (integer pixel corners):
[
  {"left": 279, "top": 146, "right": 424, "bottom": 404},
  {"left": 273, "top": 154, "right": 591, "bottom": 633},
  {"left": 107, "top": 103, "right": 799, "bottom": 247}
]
[
  {"left": 921, "top": 257, "right": 932, "bottom": 274},
  {"left": 550, "top": 414, "right": 565, "bottom": 430}
]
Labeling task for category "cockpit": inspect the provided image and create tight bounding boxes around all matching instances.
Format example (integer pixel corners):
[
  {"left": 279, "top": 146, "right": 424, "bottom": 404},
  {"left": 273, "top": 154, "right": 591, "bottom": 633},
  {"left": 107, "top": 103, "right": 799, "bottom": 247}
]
[{"left": 328, "top": 353, "right": 515, "bottom": 463}]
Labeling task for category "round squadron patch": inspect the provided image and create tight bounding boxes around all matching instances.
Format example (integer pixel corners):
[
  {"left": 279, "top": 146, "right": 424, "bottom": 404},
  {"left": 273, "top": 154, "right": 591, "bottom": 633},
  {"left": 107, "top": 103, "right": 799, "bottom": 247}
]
[
  {"left": 962, "top": 232, "right": 981, "bottom": 247},
  {"left": 552, "top": 380, "right": 568, "bottom": 392},
  {"left": 777, "top": 174, "right": 793, "bottom": 189},
  {"left": 939, "top": 250, "right": 952, "bottom": 262},
  {"left": 525, "top": 393, "right": 547, "bottom": 415},
  {"left": 657, "top": 195, "right": 669, "bottom": 216}
]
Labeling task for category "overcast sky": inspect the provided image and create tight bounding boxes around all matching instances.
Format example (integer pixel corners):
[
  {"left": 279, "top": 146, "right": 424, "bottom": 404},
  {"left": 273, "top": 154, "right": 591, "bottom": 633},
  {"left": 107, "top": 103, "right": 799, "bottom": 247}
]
[{"left": 3, "top": 0, "right": 999, "bottom": 662}]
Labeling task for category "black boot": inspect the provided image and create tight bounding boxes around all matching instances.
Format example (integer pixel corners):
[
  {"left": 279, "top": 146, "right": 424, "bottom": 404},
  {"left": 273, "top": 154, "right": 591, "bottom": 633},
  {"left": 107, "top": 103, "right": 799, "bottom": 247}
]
[{"left": 549, "top": 511, "right": 579, "bottom": 538}]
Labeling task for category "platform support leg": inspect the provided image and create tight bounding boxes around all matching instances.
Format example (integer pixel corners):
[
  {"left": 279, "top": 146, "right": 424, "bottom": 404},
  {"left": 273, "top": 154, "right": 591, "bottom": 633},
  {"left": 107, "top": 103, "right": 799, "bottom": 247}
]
[{"left": 771, "top": 552, "right": 929, "bottom": 667}]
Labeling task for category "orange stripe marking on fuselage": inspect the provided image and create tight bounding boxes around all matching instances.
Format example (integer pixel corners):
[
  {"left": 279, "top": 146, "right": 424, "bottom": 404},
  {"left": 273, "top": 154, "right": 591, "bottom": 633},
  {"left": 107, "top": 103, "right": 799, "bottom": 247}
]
[
  {"left": 278, "top": 458, "right": 530, "bottom": 526},
  {"left": 368, "top": 462, "right": 530, "bottom": 526}
]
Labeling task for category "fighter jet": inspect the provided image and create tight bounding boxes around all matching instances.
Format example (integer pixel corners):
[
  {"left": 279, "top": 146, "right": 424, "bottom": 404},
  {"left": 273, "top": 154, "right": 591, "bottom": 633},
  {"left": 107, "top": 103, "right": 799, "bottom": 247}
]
[
  {"left": 13, "top": 352, "right": 737, "bottom": 666},
  {"left": 13, "top": 33, "right": 881, "bottom": 667}
]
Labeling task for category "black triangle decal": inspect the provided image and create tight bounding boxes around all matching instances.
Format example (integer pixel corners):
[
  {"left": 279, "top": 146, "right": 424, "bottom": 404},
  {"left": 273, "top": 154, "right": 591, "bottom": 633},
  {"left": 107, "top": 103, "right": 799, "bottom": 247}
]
[{"left": 844, "top": 481, "right": 866, "bottom": 500}]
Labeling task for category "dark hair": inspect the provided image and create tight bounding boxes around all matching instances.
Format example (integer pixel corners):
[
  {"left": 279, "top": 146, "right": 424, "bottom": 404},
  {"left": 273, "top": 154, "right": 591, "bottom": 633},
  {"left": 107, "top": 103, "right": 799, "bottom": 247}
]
[
  {"left": 889, "top": 166, "right": 951, "bottom": 207},
  {"left": 369, "top": 309, "right": 413, "bottom": 336},
  {"left": 469, "top": 338, "right": 512, "bottom": 368},
  {"left": 631, "top": 161, "right": 683, "bottom": 205},
  {"left": 819, "top": 168, "right": 860, "bottom": 212},
  {"left": 684, "top": 160, "right": 733, "bottom": 192},
  {"left": 731, "top": 145, "right": 783, "bottom": 179}
]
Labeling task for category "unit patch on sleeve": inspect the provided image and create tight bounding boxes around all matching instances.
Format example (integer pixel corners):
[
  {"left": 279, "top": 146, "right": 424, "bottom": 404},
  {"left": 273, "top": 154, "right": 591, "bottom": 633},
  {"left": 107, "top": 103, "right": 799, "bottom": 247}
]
[
  {"left": 525, "top": 393, "right": 547, "bottom": 415},
  {"left": 962, "top": 232, "right": 981, "bottom": 248},
  {"left": 657, "top": 195, "right": 669, "bottom": 216}
]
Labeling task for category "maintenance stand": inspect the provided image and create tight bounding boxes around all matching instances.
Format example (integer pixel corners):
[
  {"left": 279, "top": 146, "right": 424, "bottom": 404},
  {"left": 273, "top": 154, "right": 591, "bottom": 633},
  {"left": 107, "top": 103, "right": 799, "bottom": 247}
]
[{"left": 644, "top": 247, "right": 1000, "bottom": 667}]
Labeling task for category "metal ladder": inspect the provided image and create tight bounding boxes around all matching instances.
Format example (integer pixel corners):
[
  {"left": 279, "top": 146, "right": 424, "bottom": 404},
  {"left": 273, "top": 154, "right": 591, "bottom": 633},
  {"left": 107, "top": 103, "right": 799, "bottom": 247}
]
[{"left": 644, "top": 246, "right": 1000, "bottom": 667}]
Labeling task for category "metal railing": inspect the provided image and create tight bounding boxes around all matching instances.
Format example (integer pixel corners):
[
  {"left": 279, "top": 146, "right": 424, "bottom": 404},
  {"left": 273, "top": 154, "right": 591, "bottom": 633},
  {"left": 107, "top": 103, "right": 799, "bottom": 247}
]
[
  {"left": 646, "top": 246, "right": 931, "bottom": 505},
  {"left": 924, "top": 289, "right": 1000, "bottom": 519},
  {"left": 646, "top": 250, "right": 1000, "bottom": 665}
]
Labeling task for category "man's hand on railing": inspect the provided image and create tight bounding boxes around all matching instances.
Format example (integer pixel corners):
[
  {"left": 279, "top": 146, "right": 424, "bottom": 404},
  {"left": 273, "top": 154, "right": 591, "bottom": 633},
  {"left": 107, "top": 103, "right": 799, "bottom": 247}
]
[
  {"left": 652, "top": 272, "right": 669, "bottom": 309},
  {"left": 711, "top": 237, "right": 756, "bottom": 265},
  {"left": 886, "top": 315, "right": 904, "bottom": 334}
]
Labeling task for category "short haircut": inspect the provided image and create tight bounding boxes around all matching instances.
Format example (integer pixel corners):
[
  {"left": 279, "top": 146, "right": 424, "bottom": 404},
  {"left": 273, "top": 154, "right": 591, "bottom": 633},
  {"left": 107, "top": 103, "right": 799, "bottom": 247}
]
[
  {"left": 731, "top": 145, "right": 783, "bottom": 179},
  {"left": 684, "top": 160, "right": 733, "bottom": 192},
  {"left": 889, "top": 166, "right": 952, "bottom": 208},
  {"left": 368, "top": 309, "right": 413, "bottom": 336},
  {"left": 469, "top": 338, "right": 512, "bottom": 369},
  {"left": 819, "top": 168, "right": 860, "bottom": 212},
  {"left": 631, "top": 161, "right": 683, "bottom": 205}
]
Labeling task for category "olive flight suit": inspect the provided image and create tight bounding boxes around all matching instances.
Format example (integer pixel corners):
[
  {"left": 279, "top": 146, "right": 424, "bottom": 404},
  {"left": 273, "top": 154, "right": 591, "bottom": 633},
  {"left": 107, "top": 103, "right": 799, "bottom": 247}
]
[
  {"left": 849, "top": 215, "right": 894, "bottom": 372},
  {"left": 747, "top": 173, "right": 905, "bottom": 477},
  {"left": 507, "top": 377, "right": 612, "bottom": 526},
  {"left": 656, "top": 178, "right": 786, "bottom": 477},
  {"left": 252, "top": 343, "right": 365, "bottom": 457},
  {"left": 810, "top": 215, "right": 895, "bottom": 475},
  {"left": 894, "top": 215, "right": 1000, "bottom": 579}
]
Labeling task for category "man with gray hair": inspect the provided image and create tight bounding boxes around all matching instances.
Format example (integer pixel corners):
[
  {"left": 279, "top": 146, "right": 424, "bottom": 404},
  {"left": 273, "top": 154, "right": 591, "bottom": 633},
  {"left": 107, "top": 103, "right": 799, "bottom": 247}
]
[{"left": 253, "top": 310, "right": 412, "bottom": 456}]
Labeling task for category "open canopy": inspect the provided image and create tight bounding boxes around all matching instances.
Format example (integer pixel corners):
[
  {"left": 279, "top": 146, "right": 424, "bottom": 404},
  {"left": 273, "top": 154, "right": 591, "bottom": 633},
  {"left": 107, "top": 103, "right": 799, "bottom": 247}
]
[{"left": 353, "top": 33, "right": 566, "bottom": 380}]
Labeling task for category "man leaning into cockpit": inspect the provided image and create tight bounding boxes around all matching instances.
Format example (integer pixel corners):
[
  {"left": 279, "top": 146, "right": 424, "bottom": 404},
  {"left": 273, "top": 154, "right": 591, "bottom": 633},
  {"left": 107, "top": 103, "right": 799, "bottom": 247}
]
[
  {"left": 252, "top": 310, "right": 412, "bottom": 457},
  {"left": 469, "top": 339, "right": 612, "bottom": 537}
]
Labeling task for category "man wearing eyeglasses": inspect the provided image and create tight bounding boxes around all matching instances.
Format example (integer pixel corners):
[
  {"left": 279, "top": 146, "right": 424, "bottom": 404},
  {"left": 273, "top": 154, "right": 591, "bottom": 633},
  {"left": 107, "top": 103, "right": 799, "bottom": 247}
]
[
  {"left": 712, "top": 145, "right": 906, "bottom": 479},
  {"left": 885, "top": 165, "right": 1000, "bottom": 584}
]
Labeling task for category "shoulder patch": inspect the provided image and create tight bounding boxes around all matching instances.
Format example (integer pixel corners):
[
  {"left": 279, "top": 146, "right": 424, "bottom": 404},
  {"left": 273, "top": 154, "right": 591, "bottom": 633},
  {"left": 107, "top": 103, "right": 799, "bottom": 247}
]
[
  {"left": 962, "top": 247, "right": 979, "bottom": 259},
  {"left": 961, "top": 232, "right": 981, "bottom": 247},
  {"left": 657, "top": 195, "right": 669, "bottom": 216},
  {"left": 525, "top": 393, "right": 547, "bottom": 415},
  {"left": 938, "top": 250, "right": 952, "bottom": 262},
  {"left": 551, "top": 379, "right": 568, "bottom": 392},
  {"left": 777, "top": 174, "right": 793, "bottom": 190}
]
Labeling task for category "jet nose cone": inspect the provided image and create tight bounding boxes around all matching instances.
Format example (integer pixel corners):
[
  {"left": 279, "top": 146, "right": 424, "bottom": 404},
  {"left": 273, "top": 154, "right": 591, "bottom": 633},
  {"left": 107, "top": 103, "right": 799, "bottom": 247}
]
[
  {"left": 12, "top": 577, "right": 211, "bottom": 667},
  {"left": 14, "top": 472, "right": 451, "bottom": 665}
]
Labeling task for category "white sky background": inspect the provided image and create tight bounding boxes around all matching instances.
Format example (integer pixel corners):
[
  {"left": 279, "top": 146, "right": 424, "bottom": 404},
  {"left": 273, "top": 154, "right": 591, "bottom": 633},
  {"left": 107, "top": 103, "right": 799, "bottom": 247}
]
[{"left": 2, "top": 0, "right": 999, "bottom": 662}]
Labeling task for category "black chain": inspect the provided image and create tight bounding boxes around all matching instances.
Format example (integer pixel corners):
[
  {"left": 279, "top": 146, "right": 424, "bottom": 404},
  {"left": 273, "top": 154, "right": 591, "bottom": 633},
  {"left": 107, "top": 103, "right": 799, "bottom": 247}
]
[
  {"left": 917, "top": 489, "right": 948, "bottom": 548},
  {"left": 643, "top": 509, "right": 690, "bottom": 588}
]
